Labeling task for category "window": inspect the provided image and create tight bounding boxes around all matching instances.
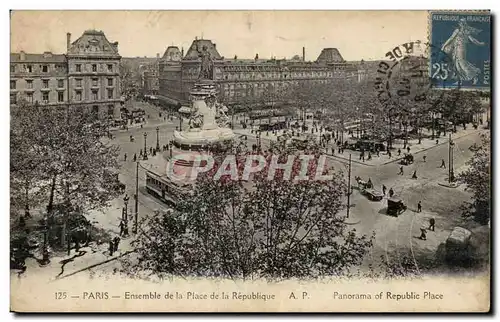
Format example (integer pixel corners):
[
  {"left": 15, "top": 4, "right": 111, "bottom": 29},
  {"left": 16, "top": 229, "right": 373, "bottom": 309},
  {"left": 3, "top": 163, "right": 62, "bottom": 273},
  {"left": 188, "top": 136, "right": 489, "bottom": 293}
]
[
  {"left": 108, "top": 105, "right": 114, "bottom": 116},
  {"left": 42, "top": 92, "right": 49, "bottom": 103},
  {"left": 10, "top": 80, "right": 16, "bottom": 90},
  {"left": 76, "top": 79, "right": 82, "bottom": 88},
  {"left": 26, "top": 65, "right": 32, "bottom": 73},
  {"left": 76, "top": 64, "right": 81, "bottom": 72},
  {"left": 58, "top": 79, "right": 64, "bottom": 88},
  {"left": 107, "top": 64, "right": 113, "bottom": 72},
  {"left": 92, "top": 78, "right": 98, "bottom": 87},
  {"left": 10, "top": 65, "right": 15, "bottom": 73},
  {"left": 42, "top": 80, "right": 49, "bottom": 88},
  {"left": 26, "top": 93, "right": 33, "bottom": 104},
  {"left": 107, "top": 89, "right": 114, "bottom": 99},
  {"left": 75, "top": 90, "right": 82, "bottom": 101},
  {"left": 92, "top": 64, "right": 97, "bottom": 72},
  {"left": 42, "top": 65, "right": 48, "bottom": 73},
  {"left": 92, "top": 90, "right": 99, "bottom": 100},
  {"left": 58, "top": 92, "right": 64, "bottom": 102},
  {"left": 26, "top": 80, "right": 33, "bottom": 89},
  {"left": 10, "top": 94, "right": 17, "bottom": 104},
  {"left": 107, "top": 78, "right": 113, "bottom": 86}
]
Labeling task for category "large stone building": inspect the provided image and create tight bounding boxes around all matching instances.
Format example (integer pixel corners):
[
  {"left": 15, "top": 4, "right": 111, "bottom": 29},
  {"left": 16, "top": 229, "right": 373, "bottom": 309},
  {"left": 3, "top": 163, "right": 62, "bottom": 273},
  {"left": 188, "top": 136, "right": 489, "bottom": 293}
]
[
  {"left": 10, "top": 29, "right": 122, "bottom": 119},
  {"left": 157, "top": 38, "right": 359, "bottom": 109}
]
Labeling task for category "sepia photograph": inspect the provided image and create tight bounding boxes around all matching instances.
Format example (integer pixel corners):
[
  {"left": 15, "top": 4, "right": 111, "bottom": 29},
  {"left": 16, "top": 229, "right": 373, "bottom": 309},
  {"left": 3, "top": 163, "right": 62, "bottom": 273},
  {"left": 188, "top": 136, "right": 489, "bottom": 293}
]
[{"left": 9, "top": 9, "right": 491, "bottom": 313}]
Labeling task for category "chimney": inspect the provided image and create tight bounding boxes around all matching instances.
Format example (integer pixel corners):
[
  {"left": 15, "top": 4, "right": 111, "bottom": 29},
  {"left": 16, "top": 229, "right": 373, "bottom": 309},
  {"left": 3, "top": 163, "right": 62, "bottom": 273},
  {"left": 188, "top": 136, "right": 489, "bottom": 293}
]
[
  {"left": 181, "top": 47, "right": 184, "bottom": 57},
  {"left": 302, "top": 47, "right": 305, "bottom": 61},
  {"left": 214, "top": 43, "right": 216, "bottom": 49},
  {"left": 255, "top": 53, "right": 259, "bottom": 60},
  {"left": 156, "top": 53, "right": 160, "bottom": 59},
  {"left": 20, "top": 51, "right": 26, "bottom": 61},
  {"left": 66, "top": 33, "right": 71, "bottom": 51}
]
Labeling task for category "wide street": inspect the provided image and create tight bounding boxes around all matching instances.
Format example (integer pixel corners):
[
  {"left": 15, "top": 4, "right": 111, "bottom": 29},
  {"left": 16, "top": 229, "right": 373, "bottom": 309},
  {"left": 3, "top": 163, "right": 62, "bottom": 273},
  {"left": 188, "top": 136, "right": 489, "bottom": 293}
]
[{"left": 95, "top": 99, "right": 487, "bottom": 276}]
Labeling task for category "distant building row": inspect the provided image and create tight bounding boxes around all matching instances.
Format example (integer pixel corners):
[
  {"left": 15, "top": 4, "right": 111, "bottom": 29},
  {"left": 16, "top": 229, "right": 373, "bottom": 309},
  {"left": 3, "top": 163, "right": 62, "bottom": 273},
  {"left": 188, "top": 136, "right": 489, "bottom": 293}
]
[
  {"left": 10, "top": 30, "right": 122, "bottom": 119},
  {"left": 155, "top": 38, "right": 365, "bottom": 109}
]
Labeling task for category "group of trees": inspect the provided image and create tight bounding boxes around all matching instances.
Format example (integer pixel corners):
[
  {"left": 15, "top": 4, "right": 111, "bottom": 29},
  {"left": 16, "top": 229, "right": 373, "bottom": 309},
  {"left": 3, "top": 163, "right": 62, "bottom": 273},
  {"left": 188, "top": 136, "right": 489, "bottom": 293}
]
[
  {"left": 459, "top": 133, "right": 491, "bottom": 225},
  {"left": 11, "top": 102, "right": 121, "bottom": 261},
  {"left": 126, "top": 143, "right": 374, "bottom": 280}
]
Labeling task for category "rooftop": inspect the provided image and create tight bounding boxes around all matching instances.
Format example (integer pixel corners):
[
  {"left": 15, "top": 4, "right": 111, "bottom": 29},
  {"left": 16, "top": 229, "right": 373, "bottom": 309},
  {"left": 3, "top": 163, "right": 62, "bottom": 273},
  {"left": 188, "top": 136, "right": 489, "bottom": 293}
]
[{"left": 10, "top": 52, "right": 66, "bottom": 63}]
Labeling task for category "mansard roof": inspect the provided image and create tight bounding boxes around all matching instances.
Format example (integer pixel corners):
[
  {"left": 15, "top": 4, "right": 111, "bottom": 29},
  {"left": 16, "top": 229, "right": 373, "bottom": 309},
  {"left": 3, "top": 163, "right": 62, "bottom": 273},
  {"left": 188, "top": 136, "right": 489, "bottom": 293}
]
[
  {"left": 67, "top": 29, "right": 120, "bottom": 57},
  {"left": 183, "top": 39, "right": 222, "bottom": 60},
  {"left": 162, "top": 46, "right": 182, "bottom": 61},
  {"left": 10, "top": 52, "right": 66, "bottom": 63},
  {"left": 316, "top": 48, "right": 345, "bottom": 64}
]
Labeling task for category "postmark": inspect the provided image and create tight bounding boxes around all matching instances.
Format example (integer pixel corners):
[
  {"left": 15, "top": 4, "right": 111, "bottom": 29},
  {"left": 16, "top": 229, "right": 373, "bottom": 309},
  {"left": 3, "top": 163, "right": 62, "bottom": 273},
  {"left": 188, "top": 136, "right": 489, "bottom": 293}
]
[
  {"left": 430, "top": 11, "right": 491, "bottom": 90},
  {"left": 374, "top": 40, "right": 454, "bottom": 112}
]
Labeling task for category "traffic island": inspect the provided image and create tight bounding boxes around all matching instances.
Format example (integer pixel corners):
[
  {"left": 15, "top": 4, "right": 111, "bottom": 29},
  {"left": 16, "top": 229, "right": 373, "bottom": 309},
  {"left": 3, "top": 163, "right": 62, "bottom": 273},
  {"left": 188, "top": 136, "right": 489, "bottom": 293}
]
[{"left": 438, "top": 181, "right": 460, "bottom": 188}]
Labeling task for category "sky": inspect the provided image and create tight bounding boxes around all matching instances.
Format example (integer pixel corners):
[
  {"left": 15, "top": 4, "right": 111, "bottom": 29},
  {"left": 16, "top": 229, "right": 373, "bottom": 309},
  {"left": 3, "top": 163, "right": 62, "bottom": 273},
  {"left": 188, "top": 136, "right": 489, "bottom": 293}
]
[{"left": 10, "top": 11, "right": 428, "bottom": 61}]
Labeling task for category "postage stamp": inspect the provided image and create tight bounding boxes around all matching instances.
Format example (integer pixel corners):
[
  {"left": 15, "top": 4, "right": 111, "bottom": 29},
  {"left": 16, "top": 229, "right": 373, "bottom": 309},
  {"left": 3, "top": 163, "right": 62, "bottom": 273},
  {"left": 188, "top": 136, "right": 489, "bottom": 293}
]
[{"left": 429, "top": 11, "right": 491, "bottom": 90}]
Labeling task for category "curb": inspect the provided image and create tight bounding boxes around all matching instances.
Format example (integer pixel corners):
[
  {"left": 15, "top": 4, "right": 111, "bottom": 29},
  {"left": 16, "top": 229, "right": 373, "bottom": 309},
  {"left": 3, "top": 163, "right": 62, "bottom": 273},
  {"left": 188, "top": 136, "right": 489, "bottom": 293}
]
[
  {"left": 52, "top": 250, "right": 135, "bottom": 281},
  {"left": 325, "top": 129, "right": 479, "bottom": 167}
]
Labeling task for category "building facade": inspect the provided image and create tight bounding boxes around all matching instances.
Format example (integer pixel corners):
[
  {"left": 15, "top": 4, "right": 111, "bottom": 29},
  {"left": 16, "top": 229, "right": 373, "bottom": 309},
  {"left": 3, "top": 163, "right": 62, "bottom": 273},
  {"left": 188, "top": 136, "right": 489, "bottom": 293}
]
[
  {"left": 158, "top": 38, "right": 359, "bottom": 109},
  {"left": 10, "top": 29, "right": 122, "bottom": 119},
  {"left": 10, "top": 52, "right": 68, "bottom": 107}
]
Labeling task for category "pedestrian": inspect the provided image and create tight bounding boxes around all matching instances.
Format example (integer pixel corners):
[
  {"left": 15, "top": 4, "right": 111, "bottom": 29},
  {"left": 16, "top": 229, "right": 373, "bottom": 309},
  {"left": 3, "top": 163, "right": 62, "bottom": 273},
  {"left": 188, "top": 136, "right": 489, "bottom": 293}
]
[
  {"left": 429, "top": 218, "right": 435, "bottom": 231},
  {"left": 109, "top": 240, "right": 114, "bottom": 256},
  {"left": 150, "top": 147, "right": 153, "bottom": 155},
  {"left": 376, "top": 149, "right": 380, "bottom": 157},
  {"left": 407, "top": 146, "right": 410, "bottom": 153},
  {"left": 133, "top": 153, "right": 137, "bottom": 162},
  {"left": 367, "top": 178, "right": 373, "bottom": 189},
  {"left": 388, "top": 150, "right": 392, "bottom": 158},
  {"left": 19, "top": 215, "right": 26, "bottom": 228},
  {"left": 389, "top": 188, "right": 394, "bottom": 198},
  {"left": 367, "top": 152, "right": 372, "bottom": 161},
  {"left": 412, "top": 170, "right": 418, "bottom": 179},
  {"left": 440, "top": 159, "right": 446, "bottom": 168},
  {"left": 141, "top": 124, "right": 143, "bottom": 129},
  {"left": 423, "top": 155, "right": 426, "bottom": 162},
  {"left": 398, "top": 166, "right": 404, "bottom": 175},
  {"left": 119, "top": 220, "right": 124, "bottom": 237},
  {"left": 436, "top": 139, "right": 439, "bottom": 145},
  {"left": 419, "top": 227, "right": 427, "bottom": 240},
  {"left": 124, "top": 153, "right": 127, "bottom": 162},
  {"left": 338, "top": 147, "right": 342, "bottom": 154},
  {"left": 417, "top": 201, "right": 422, "bottom": 213},
  {"left": 398, "top": 148, "right": 401, "bottom": 156},
  {"left": 113, "top": 236, "right": 121, "bottom": 252},
  {"left": 139, "top": 149, "right": 143, "bottom": 157},
  {"left": 382, "top": 185, "right": 387, "bottom": 196}
]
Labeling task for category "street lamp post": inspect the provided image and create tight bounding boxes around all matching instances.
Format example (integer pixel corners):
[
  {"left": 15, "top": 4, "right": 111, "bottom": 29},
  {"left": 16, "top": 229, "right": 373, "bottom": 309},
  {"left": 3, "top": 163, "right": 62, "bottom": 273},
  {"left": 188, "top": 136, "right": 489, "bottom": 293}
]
[
  {"left": 133, "top": 161, "right": 139, "bottom": 234},
  {"left": 123, "top": 194, "right": 130, "bottom": 237},
  {"left": 156, "top": 126, "right": 160, "bottom": 152},
  {"left": 143, "top": 132, "right": 148, "bottom": 160},
  {"left": 448, "top": 133, "right": 455, "bottom": 183}
]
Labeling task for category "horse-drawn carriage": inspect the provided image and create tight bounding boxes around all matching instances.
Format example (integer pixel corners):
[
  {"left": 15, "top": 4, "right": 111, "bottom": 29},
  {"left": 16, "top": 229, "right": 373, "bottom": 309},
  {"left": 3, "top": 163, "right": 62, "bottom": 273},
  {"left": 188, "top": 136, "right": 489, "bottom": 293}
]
[
  {"left": 400, "top": 153, "right": 414, "bottom": 165},
  {"left": 355, "top": 177, "right": 384, "bottom": 201}
]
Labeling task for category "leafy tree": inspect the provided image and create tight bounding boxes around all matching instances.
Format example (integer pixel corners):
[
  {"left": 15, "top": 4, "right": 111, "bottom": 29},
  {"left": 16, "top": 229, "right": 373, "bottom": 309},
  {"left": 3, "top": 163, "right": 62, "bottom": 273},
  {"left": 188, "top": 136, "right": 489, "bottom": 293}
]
[
  {"left": 458, "top": 133, "right": 491, "bottom": 224},
  {"left": 10, "top": 104, "right": 121, "bottom": 254},
  {"left": 127, "top": 146, "right": 374, "bottom": 280}
]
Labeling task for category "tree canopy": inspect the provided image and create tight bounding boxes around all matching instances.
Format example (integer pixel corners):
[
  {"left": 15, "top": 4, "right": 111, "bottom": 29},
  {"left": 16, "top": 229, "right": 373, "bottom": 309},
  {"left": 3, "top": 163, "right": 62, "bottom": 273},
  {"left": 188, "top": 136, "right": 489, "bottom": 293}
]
[{"left": 127, "top": 145, "right": 374, "bottom": 280}]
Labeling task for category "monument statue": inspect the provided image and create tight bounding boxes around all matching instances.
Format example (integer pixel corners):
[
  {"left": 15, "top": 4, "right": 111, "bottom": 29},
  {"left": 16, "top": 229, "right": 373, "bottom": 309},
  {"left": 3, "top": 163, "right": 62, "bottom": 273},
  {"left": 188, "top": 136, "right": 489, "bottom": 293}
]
[{"left": 197, "top": 45, "right": 214, "bottom": 80}]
